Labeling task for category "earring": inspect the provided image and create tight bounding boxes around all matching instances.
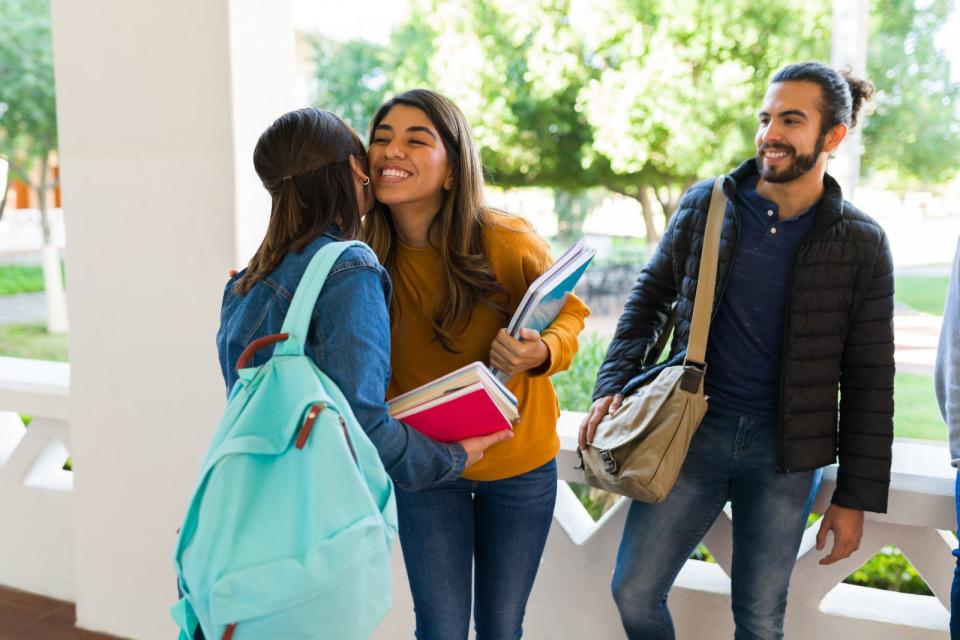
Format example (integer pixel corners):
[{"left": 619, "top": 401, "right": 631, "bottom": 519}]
[{"left": 361, "top": 176, "right": 370, "bottom": 186}]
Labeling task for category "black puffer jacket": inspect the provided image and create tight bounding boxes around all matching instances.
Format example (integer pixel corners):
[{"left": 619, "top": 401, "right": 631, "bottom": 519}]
[{"left": 593, "top": 159, "right": 895, "bottom": 513}]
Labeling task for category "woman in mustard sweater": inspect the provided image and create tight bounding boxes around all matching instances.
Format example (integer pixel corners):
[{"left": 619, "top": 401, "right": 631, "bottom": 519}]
[{"left": 364, "top": 89, "right": 589, "bottom": 639}]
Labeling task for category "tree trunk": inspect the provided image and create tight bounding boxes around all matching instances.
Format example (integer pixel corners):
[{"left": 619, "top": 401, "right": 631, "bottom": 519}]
[
  {"left": 0, "top": 158, "right": 10, "bottom": 222},
  {"left": 637, "top": 186, "right": 660, "bottom": 247},
  {"left": 654, "top": 186, "right": 674, "bottom": 229},
  {"left": 38, "top": 151, "right": 69, "bottom": 335},
  {"left": 830, "top": 0, "right": 869, "bottom": 200},
  {"left": 554, "top": 189, "right": 591, "bottom": 245}
]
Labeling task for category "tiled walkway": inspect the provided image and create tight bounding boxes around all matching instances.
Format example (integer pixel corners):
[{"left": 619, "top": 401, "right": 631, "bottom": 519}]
[{"left": 0, "top": 586, "right": 126, "bottom": 639}]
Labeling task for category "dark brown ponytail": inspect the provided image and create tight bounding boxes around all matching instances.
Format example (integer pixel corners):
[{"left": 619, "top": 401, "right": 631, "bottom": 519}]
[
  {"left": 235, "top": 108, "right": 366, "bottom": 295},
  {"left": 843, "top": 71, "right": 875, "bottom": 129},
  {"left": 771, "top": 62, "right": 876, "bottom": 133}
]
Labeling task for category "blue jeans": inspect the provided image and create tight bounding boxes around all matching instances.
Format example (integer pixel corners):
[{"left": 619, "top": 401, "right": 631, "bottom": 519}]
[
  {"left": 952, "top": 471, "right": 959, "bottom": 640},
  {"left": 395, "top": 459, "right": 557, "bottom": 640},
  {"left": 612, "top": 410, "right": 822, "bottom": 640}
]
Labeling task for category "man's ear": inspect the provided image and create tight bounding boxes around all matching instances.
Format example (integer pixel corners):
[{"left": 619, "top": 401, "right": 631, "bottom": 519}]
[
  {"left": 823, "top": 123, "right": 848, "bottom": 155},
  {"left": 348, "top": 154, "right": 370, "bottom": 183}
]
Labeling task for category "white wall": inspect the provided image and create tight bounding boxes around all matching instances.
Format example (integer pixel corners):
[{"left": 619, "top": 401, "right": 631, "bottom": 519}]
[{"left": 50, "top": 1, "right": 294, "bottom": 637}]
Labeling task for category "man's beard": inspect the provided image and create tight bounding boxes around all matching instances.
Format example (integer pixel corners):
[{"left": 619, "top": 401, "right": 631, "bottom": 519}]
[{"left": 755, "top": 133, "right": 826, "bottom": 183}]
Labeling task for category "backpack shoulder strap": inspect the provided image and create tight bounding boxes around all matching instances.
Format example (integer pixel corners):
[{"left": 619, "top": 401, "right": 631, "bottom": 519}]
[{"left": 275, "top": 240, "right": 369, "bottom": 357}]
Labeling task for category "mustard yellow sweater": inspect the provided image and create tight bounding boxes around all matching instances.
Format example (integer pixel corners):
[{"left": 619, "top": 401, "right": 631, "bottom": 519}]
[{"left": 387, "top": 213, "right": 590, "bottom": 481}]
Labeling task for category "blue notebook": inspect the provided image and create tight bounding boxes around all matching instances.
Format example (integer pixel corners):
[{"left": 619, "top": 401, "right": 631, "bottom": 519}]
[{"left": 494, "top": 240, "right": 596, "bottom": 381}]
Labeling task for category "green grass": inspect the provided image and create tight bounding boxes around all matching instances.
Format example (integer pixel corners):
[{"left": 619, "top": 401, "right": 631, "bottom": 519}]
[
  {"left": 894, "top": 371, "right": 946, "bottom": 441},
  {"left": 554, "top": 335, "right": 945, "bottom": 442},
  {"left": 0, "top": 323, "right": 68, "bottom": 361},
  {"left": 0, "top": 265, "right": 45, "bottom": 296},
  {"left": 845, "top": 546, "right": 932, "bottom": 595},
  {"left": 552, "top": 332, "right": 609, "bottom": 412},
  {"left": 895, "top": 275, "right": 949, "bottom": 315}
]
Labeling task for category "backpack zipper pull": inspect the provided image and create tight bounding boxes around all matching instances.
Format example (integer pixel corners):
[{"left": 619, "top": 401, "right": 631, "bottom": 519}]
[
  {"left": 295, "top": 403, "right": 326, "bottom": 450},
  {"left": 339, "top": 415, "right": 359, "bottom": 464}
]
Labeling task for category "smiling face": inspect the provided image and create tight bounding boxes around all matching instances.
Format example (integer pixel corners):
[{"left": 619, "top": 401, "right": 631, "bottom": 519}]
[
  {"left": 755, "top": 81, "right": 830, "bottom": 184},
  {"left": 368, "top": 104, "right": 453, "bottom": 218}
]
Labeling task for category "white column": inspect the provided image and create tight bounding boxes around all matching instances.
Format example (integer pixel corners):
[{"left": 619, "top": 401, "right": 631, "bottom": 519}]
[
  {"left": 50, "top": 1, "right": 294, "bottom": 637},
  {"left": 831, "top": 0, "right": 870, "bottom": 200}
]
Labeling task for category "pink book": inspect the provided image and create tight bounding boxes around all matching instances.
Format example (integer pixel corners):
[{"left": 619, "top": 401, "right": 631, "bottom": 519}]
[{"left": 392, "top": 382, "right": 513, "bottom": 442}]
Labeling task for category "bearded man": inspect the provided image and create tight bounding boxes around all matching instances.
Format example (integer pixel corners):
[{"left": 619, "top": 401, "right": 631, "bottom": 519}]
[{"left": 580, "top": 62, "right": 894, "bottom": 640}]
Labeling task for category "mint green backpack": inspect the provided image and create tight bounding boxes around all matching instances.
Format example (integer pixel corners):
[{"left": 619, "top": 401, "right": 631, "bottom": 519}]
[{"left": 171, "top": 241, "right": 398, "bottom": 640}]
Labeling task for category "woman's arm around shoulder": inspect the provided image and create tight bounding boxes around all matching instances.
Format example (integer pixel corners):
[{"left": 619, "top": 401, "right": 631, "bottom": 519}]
[{"left": 309, "top": 247, "right": 467, "bottom": 490}]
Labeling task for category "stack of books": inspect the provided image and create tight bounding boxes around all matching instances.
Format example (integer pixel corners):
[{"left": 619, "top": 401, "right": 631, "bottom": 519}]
[{"left": 388, "top": 362, "right": 519, "bottom": 442}]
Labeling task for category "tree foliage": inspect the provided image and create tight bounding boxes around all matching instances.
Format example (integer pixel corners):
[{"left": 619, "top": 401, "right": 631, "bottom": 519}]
[
  {"left": 0, "top": 0, "right": 69, "bottom": 336},
  {"left": 0, "top": 0, "right": 57, "bottom": 195},
  {"left": 314, "top": 0, "right": 960, "bottom": 237},
  {"left": 862, "top": 0, "right": 960, "bottom": 189}
]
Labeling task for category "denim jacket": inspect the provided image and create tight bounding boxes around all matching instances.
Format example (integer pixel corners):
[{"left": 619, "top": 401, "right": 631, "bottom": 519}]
[{"left": 216, "top": 231, "right": 466, "bottom": 490}]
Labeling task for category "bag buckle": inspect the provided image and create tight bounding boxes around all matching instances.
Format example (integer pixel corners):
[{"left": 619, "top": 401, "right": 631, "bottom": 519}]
[
  {"left": 680, "top": 360, "right": 706, "bottom": 393},
  {"left": 600, "top": 450, "right": 619, "bottom": 475}
]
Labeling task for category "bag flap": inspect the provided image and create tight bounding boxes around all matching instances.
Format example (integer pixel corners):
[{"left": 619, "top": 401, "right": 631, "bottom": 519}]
[
  {"left": 208, "top": 514, "right": 387, "bottom": 625},
  {"left": 590, "top": 365, "right": 692, "bottom": 450},
  {"left": 209, "top": 357, "right": 335, "bottom": 460}
]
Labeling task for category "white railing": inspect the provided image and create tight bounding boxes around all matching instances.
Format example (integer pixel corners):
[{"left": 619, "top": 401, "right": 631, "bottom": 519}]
[
  {"left": 0, "top": 361, "right": 953, "bottom": 638},
  {"left": 0, "top": 356, "right": 74, "bottom": 600},
  {"left": 375, "top": 412, "right": 956, "bottom": 639}
]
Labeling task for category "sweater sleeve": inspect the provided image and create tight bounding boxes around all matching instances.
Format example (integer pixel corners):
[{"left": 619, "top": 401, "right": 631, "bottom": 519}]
[
  {"left": 935, "top": 236, "right": 960, "bottom": 468},
  {"left": 518, "top": 232, "right": 590, "bottom": 378}
]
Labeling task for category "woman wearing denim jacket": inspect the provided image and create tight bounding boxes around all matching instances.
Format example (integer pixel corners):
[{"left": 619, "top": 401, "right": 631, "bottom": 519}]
[
  {"left": 217, "top": 109, "right": 511, "bottom": 495},
  {"left": 364, "top": 90, "right": 589, "bottom": 639}
]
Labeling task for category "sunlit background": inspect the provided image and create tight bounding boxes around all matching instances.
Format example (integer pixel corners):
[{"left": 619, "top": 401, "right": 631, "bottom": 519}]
[{"left": 1, "top": 0, "right": 959, "bottom": 625}]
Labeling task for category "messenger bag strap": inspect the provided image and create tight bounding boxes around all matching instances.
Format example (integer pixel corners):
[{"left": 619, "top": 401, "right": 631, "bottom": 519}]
[{"left": 683, "top": 176, "right": 727, "bottom": 373}]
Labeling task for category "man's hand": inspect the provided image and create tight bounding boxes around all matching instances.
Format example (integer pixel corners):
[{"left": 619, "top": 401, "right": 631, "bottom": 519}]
[
  {"left": 489, "top": 328, "right": 549, "bottom": 376},
  {"left": 459, "top": 430, "right": 514, "bottom": 468},
  {"left": 816, "top": 504, "right": 864, "bottom": 565},
  {"left": 578, "top": 394, "right": 624, "bottom": 450}
]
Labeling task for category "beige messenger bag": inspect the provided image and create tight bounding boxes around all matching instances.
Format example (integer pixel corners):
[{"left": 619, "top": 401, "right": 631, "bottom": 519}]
[{"left": 579, "top": 177, "right": 726, "bottom": 503}]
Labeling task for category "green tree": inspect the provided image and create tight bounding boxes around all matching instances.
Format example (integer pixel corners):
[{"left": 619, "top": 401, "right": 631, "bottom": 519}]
[
  {"left": 313, "top": 0, "right": 960, "bottom": 239},
  {"left": 314, "top": 1, "right": 606, "bottom": 235},
  {"left": 0, "top": 0, "right": 67, "bottom": 334},
  {"left": 862, "top": 0, "right": 960, "bottom": 189},
  {"left": 312, "top": 35, "right": 390, "bottom": 134},
  {"left": 0, "top": 0, "right": 58, "bottom": 225},
  {"left": 317, "top": 0, "right": 834, "bottom": 242},
  {"left": 312, "top": 12, "right": 438, "bottom": 135},
  {"left": 577, "top": 0, "right": 832, "bottom": 232}
]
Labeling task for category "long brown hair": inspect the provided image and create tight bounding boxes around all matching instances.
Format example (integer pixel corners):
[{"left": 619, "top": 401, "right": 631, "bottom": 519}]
[
  {"left": 364, "top": 89, "right": 508, "bottom": 352},
  {"left": 235, "top": 108, "right": 365, "bottom": 295}
]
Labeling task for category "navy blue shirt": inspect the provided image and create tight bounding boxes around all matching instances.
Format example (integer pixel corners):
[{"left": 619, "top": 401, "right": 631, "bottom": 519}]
[{"left": 704, "top": 175, "right": 818, "bottom": 422}]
